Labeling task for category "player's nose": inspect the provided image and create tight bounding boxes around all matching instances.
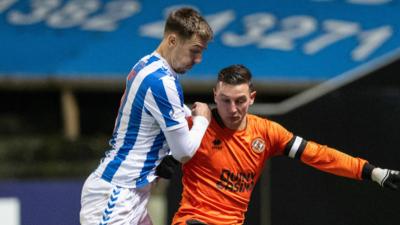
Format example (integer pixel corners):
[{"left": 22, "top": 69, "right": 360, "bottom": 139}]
[{"left": 193, "top": 53, "right": 202, "bottom": 64}]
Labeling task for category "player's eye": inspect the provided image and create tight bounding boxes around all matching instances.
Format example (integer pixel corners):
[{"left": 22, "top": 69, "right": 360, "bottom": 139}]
[
  {"left": 236, "top": 98, "right": 247, "bottom": 105},
  {"left": 221, "top": 98, "right": 231, "bottom": 104},
  {"left": 190, "top": 48, "right": 201, "bottom": 55}
]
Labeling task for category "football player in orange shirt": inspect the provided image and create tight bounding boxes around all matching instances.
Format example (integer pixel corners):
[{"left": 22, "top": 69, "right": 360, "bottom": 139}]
[{"left": 156, "top": 64, "right": 400, "bottom": 225}]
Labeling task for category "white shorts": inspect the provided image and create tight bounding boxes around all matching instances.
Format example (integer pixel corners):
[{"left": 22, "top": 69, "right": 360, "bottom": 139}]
[{"left": 80, "top": 173, "right": 153, "bottom": 225}]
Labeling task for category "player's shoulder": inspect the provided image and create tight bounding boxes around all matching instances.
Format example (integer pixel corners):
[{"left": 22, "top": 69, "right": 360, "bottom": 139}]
[
  {"left": 247, "top": 114, "right": 281, "bottom": 130},
  {"left": 246, "top": 114, "right": 267, "bottom": 131},
  {"left": 247, "top": 114, "right": 270, "bottom": 124},
  {"left": 246, "top": 114, "right": 290, "bottom": 140},
  {"left": 145, "top": 53, "right": 176, "bottom": 78},
  {"left": 134, "top": 53, "right": 170, "bottom": 76}
]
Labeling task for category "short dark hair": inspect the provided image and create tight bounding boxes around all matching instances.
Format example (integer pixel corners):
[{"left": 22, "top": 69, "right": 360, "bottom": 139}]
[
  {"left": 164, "top": 7, "right": 213, "bottom": 42},
  {"left": 217, "top": 64, "right": 254, "bottom": 91}
]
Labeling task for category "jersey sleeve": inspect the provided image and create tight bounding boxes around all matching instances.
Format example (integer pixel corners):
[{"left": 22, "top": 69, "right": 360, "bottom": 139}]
[
  {"left": 163, "top": 115, "right": 209, "bottom": 161},
  {"left": 266, "top": 119, "right": 368, "bottom": 180},
  {"left": 298, "top": 141, "right": 368, "bottom": 180},
  {"left": 144, "top": 75, "right": 187, "bottom": 131},
  {"left": 264, "top": 120, "right": 295, "bottom": 156}
]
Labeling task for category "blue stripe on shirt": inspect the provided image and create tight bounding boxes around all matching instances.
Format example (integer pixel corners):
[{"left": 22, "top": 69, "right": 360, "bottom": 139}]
[
  {"left": 151, "top": 74, "right": 181, "bottom": 128},
  {"left": 102, "top": 67, "right": 176, "bottom": 182},
  {"left": 109, "top": 55, "right": 160, "bottom": 147},
  {"left": 136, "top": 131, "right": 166, "bottom": 187}
]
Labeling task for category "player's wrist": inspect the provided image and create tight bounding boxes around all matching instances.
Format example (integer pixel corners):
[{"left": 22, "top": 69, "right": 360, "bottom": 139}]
[{"left": 361, "top": 163, "right": 376, "bottom": 180}]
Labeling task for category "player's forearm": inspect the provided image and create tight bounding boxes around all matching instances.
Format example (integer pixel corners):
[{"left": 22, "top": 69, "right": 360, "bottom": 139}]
[
  {"left": 297, "top": 140, "right": 367, "bottom": 180},
  {"left": 164, "top": 116, "right": 209, "bottom": 162},
  {"left": 284, "top": 137, "right": 400, "bottom": 190}
]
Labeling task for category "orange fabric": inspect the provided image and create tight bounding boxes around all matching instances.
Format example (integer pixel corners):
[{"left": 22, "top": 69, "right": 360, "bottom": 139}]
[
  {"left": 300, "top": 141, "right": 367, "bottom": 180},
  {"left": 172, "top": 114, "right": 367, "bottom": 225},
  {"left": 172, "top": 114, "right": 292, "bottom": 225}
]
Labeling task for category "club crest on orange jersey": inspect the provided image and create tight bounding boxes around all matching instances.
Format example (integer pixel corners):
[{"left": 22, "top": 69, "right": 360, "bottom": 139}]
[{"left": 251, "top": 138, "right": 265, "bottom": 153}]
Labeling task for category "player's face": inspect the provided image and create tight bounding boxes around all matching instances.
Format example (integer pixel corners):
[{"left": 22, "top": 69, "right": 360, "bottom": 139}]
[
  {"left": 214, "top": 82, "right": 256, "bottom": 130},
  {"left": 169, "top": 34, "right": 207, "bottom": 74}
]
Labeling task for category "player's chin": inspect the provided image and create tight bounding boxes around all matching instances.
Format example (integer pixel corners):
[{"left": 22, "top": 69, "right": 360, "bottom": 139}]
[
  {"left": 175, "top": 68, "right": 187, "bottom": 74},
  {"left": 181, "top": 64, "right": 194, "bottom": 73},
  {"left": 229, "top": 117, "right": 242, "bottom": 125}
]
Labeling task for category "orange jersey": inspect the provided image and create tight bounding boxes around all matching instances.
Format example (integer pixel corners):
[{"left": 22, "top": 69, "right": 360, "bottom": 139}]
[{"left": 172, "top": 112, "right": 368, "bottom": 225}]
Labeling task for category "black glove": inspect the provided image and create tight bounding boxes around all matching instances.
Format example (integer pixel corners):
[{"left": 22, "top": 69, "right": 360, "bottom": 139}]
[
  {"left": 155, "top": 155, "right": 181, "bottom": 179},
  {"left": 371, "top": 168, "right": 400, "bottom": 190}
]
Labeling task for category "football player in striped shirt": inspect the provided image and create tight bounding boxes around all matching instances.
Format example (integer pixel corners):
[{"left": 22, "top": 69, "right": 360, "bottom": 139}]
[
  {"left": 80, "top": 7, "right": 213, "bottom": 225},
  {"left": 157, "top": 64, "right": 400, "bottom": 225}
]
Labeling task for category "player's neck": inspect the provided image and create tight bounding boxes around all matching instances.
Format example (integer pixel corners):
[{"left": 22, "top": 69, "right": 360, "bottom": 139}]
[
  {"left": 156, "top": 41, "right": 170, "bottom": 64},
  {"left": 232, "top": 117, "right": 247, "bottom": 131}
]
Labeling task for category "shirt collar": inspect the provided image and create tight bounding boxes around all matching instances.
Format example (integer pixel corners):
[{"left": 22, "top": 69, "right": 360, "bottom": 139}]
[{"left": 152, "top": 51, "right": 177, "bottom": 78}]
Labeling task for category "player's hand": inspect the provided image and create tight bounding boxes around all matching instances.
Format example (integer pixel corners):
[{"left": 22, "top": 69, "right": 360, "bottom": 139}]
[
  {"left": 191, "top": 102, "right": 211, "bottom": 122},
  {"left": 155, "top": 155, "right": 181, "bottom": 179},
  {"left": 371, "top": 168, "right": 400, "bottom": 190}
]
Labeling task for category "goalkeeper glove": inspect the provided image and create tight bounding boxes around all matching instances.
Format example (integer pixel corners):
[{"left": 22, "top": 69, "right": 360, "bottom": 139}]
[
  {"left": 155, "top": 155, "right": 181, "bottom": 179},
  {"left": 371, "top": 167, "right": 400, "bottom": 190}
]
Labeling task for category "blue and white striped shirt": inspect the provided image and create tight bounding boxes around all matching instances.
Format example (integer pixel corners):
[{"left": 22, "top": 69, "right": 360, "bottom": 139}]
[{"left": 95, "top": 52, "right": 187, "bottom": 188}]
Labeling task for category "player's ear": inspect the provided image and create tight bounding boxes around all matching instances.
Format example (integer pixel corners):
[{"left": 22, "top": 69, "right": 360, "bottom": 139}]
[
  {"left": 167, "top": 33, "right": 177, "bottom": 47},
  {"left": 249, "top": 91, "right": 256, "bottom": 105}
]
